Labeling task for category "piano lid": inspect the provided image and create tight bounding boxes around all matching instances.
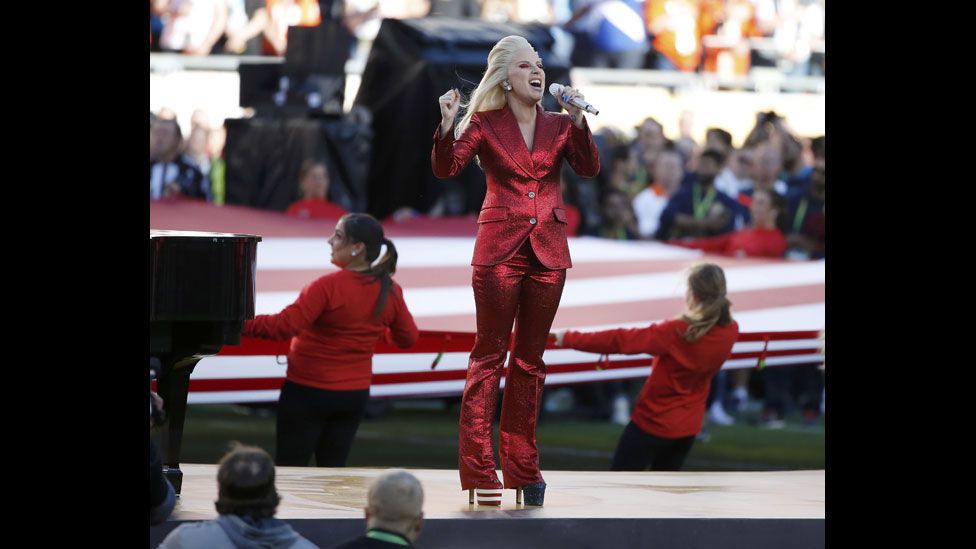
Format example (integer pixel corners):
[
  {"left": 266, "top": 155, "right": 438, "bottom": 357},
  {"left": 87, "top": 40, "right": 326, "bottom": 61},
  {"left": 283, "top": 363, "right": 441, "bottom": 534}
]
[
  {"left": 150, "top": 229, "right": 261, "bottom": 240},
  {"left": 150, "top": 230, "right": 262, "bottom": 323}
]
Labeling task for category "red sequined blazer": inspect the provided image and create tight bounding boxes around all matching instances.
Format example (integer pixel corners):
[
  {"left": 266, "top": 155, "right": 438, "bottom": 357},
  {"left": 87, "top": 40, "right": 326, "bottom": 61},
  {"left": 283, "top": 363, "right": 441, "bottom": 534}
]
[{"left": 432, "top": 104, "right": 600, "bottom": 270}]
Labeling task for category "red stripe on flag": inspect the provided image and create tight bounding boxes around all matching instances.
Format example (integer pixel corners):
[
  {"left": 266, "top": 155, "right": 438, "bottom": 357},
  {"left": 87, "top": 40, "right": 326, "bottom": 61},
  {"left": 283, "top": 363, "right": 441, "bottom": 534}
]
[
  {"left": 189, "top": 378, "right": 286, "bottom": 392},
  {"left": 218, "top": 330, "right": 821, "bottom": 357}
]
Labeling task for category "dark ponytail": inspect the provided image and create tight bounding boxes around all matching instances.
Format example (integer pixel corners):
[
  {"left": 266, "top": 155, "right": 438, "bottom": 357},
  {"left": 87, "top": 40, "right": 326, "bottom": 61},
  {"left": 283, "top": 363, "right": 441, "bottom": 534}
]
[
  {"left": 339, "top": 214, "right": 399, "bottom": 319},
  {"left": 368, "top": 237, "right": 398, "bottom": 318}
]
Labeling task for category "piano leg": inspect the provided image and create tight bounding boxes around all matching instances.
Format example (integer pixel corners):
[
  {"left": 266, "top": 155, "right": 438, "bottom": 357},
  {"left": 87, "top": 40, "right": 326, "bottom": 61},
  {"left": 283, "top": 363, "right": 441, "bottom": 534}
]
[{"left": 155, "top": 355, "right": 204, "bottom": 495}]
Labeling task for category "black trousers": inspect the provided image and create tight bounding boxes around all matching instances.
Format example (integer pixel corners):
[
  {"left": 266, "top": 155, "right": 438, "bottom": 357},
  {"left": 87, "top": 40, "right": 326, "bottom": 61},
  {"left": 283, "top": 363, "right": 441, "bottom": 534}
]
[
  {"left": 275, "top": 380, "right": 370, "bottom": 467},
  {"left": 611, "top": 421, "right": 696, "bottom": 471}
]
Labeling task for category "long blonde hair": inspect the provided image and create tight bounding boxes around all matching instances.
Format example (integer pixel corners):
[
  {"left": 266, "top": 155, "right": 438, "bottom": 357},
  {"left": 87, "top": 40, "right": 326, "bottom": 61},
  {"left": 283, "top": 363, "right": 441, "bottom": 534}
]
[
  {"left": 455, "top": 35, "right": 535, "bottom": 139},
  {"left": 681, "top": 263, "right": 733, "bottom": 342}
]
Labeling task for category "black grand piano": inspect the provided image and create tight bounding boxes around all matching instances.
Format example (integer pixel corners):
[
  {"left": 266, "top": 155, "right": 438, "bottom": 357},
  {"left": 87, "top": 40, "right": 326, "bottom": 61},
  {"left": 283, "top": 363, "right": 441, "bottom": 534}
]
[{"left": 150, "top": 230, "right": 261, "bottom": 493}]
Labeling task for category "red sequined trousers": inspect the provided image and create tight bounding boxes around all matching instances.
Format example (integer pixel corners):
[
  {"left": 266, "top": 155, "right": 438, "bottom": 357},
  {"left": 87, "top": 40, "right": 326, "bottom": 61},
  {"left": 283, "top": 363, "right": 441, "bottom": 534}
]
[{"left": 458, "top": 240, "right": 566, "bottom": 490}]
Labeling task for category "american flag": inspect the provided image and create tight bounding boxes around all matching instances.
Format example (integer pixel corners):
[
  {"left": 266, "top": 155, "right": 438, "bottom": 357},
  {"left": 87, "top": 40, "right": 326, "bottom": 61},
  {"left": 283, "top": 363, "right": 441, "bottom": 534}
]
[{"left": 152, "top": 201, "right": 824, "bottom": 404}]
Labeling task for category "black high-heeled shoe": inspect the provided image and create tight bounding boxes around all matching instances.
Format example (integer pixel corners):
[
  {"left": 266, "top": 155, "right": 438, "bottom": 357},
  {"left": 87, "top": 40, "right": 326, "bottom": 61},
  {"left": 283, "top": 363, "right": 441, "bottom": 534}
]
[{"left": 515, "top": 482, "right": 546, "bottom": 506}]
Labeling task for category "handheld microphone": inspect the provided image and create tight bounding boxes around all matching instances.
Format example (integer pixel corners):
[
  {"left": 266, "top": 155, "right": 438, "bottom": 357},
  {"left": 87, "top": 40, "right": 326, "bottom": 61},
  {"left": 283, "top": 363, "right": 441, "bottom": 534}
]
[{"left": 549, "top": 83, "right": 599, "bottom": 115}]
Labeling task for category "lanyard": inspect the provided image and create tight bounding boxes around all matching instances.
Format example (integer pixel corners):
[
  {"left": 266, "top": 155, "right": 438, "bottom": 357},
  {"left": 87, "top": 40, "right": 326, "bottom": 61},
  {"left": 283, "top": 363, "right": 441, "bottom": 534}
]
[
  {"left": 366, "top": 530, "right": 409, "bottom": 546},
  {"left": 792, "top": 198, "right": 809, "bottom": 233},
  {"left": 693, "top": 184, "right": 717, "bottom": 219}
]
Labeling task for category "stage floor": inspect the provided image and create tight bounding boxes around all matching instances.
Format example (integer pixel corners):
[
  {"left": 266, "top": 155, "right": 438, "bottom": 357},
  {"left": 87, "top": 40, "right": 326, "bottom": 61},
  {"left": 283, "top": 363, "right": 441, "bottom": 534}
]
[{"left": 168, "top": 465, "right": 825, "bottom": 520}]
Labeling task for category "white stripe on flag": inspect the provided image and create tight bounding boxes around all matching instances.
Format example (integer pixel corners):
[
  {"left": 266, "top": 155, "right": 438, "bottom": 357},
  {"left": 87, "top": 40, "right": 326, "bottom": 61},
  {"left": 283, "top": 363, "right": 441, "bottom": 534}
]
[{"left": 254, "top": 237, "right": 702, "bottom": 270}]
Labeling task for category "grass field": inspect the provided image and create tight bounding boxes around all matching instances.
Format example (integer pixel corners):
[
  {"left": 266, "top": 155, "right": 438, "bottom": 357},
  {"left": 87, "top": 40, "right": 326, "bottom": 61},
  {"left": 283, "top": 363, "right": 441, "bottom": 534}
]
[{"left": 169, "top": 399, "right": 824, "bottom": 472}]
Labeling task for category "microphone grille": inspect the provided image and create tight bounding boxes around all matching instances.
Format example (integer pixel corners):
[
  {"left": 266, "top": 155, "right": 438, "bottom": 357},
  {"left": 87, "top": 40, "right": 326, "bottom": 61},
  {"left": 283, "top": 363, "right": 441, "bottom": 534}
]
[{"left": 548, "top": 83, "right": 562, "bottom": 96}]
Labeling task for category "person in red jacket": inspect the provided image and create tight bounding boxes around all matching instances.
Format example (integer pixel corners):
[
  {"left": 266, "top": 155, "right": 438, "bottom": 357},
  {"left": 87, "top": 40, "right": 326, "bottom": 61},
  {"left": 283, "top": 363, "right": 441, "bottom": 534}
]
[
  {"left": 669, "top": 188, "right": 787, "bottom": 258},
  {"left": 554, "top": 263, "right": 738, "bottom": 471},
  {"left": 285, "top": 160, "right": 348, "bottom": 220},
  {"left": 243, "top": 213, "right": 418, "bottom": 467},
  {"left": 432, "top": 35, "right": 600, "bottom": 506}
]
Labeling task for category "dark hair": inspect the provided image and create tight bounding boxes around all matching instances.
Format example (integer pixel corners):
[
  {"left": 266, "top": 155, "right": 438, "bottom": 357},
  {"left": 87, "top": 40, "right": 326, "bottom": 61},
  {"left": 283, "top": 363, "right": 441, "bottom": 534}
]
[
  {"left": 706, "top": 128, "right": 733, "bottom": 149},
  {"left": 699, "top": 148, "right": 727, "bottom": 166},
  {"left": 340, "top": 213, "right": 399, "bottom": 319},
  {"left": 215, "top": 443, "right": 281, "bottom": 519},
  {"left": 611, "top": 144, "right": 630, "bottom": 163},
  {"left": 155, "top": 117, "right": 182, "bottom": 141},
  {"left": 744, "top": 111, "right": 783, "bottom": 149},
  {"left": 637, "top": 117, "right": 663, "bottom": 133},
  {"left": 811, "top": 135, "right": 825, "bottom": 160}
]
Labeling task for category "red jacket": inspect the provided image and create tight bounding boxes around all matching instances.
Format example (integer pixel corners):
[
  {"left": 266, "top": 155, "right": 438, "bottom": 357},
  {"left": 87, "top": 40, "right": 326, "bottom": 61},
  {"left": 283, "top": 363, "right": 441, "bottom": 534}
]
[
  {"left": 670, "top": 227, "right": 787, "bottom": 258},
  {"left": 564, "top": 318, "right": 738, "bottom": 438},
  {"left": 285, "top": 198, "right": 348, "bottom": 220},
  {"left": 243, "top": 269, "right": 418, "bottom": 391},
  {"left": 432, "top": 104, "right": 600, "bottom": 269}
]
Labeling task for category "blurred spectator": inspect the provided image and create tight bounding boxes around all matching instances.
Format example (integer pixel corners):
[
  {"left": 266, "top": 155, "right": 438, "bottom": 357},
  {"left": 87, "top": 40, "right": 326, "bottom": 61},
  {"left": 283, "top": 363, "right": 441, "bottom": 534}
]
[
  {"left": 655, "top": 149, "right": 743, "bottom": 240},
  {"left": 599, "top": 191, "right": 640, "bottom": 240},
  {"left": 674, "top": 136, "right": 697, "bottom": 175},
  {"left": 743, "top": 110, "right": 802, "bottom": 184},
  {"left": 151, "top": 1, "right": 167, "bottom": 50},
  {"left": 342, "top": 1, "right": 382, "bottom": 63},
  {"left": 772, "top": 0, "right": 824, "bottom": 77},
  {"left": 561, "top": 159, "right": 603, "bottom": 237},
  {"left": 184, "top": 124, "right": 213, "bottom": 188},
  {"left": 645, "top": 0, "right": 722, "bottom": 71},
  {"left": 810, "top": 134, "right": 824, "bottom": 160},
  {"left": 226, "top": 0, "right": 322, "bottom": 55},
  {"left": 190, "top": 108, "right": 212, "bottom": 130},
  {"left": 286, "top": 160, "right": 349, "bottom": 219},
  {"left": 150, "top": 117, "right": 209, "bottom": 201},
  {"left": 715, "top": 147, "right": 754, "bottom": 204},
  {"left": 565, "top": 0, "right": 649, "bottom": 69},
  {"left": 704, "top": 127, "right": 733, "bottom": 156},
  {"left": 706, "top": 127, "right": 753, "bottom": 201},
  {"left": 701, "top": 0, "right": 762, "bottom": 77},
  {"left": 674, "top": 111, "right": 699, "bottom": 173},
  {"left": 157, "top": 0, "right": 230, "bottom": 55},
  {"left": 677, "top": 110, "right": 696, "bottom": 141},
  {"left": 783, "top": 156, "right": 824, "bottom": 260},
  {"left": 743, "top": 142, "right": 788, "bottom": 204},
  {"left": 788, "top": 134, "right": 823, "bottom": 188},
  {"left": 157, "top": 106, "right": 179, "bottom": 120},
  {"left": 183, "top": 110, "right": 232, "bottom": 204},
  {"left": 606, "top": 144, "right": 639, "bottom": 197},
  {"left": 669, "top": 187, "right": 787, "bottom": 258},
  {"left": 629, "top": 117, "right": 669, "bottom": 190},
  {"left": 632, "top": 147, "right": 684, "bottom": 238}
]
